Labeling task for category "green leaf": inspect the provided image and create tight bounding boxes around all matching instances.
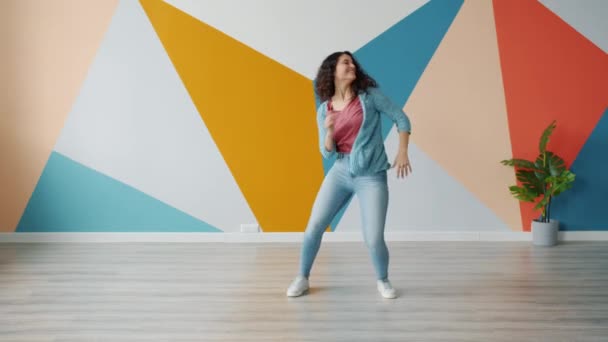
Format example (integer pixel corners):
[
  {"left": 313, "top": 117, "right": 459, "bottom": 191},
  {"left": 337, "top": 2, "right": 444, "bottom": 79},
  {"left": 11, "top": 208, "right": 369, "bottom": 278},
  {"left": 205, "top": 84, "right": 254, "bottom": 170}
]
[
  {"left": 534, "top": 170, "right": 545, "bottom": 181},
  {"left": 534, "top": 157, "right": 545, "bottom": 170},
  {"left": 516, "top": 169, "right": 544, "bottom": 195},
  {"left": 535, "top": 151, "right": 566, "bottom": 176},
  {"left": 508, "top": 185, "right": 536, "bottom": 202},
  {"left": 546, "top": 151, "right": 566, "bottom": 176},
  {"left": 501, "top": 158, "right": 538, "bottom": 169},
  {"left": 547, "top": 170, "right": 576, "bottom": 197},
  {"left": 539, "top": 120, "right": 556, "bottom": 154}
]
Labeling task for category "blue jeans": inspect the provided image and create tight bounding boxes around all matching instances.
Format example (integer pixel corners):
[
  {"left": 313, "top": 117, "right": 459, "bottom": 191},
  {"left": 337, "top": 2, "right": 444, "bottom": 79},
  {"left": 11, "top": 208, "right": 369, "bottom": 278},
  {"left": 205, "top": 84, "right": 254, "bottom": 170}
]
[{"left": 300, "top": 154, "right": 390, "bottom": 280}]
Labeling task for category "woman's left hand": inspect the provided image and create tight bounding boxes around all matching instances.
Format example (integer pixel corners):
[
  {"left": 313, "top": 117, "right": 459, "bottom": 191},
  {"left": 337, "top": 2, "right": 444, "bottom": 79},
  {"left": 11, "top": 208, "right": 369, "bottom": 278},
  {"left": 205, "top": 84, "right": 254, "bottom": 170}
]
[{"left": 393, "top": 150, "right": 412, "bottom": 179}]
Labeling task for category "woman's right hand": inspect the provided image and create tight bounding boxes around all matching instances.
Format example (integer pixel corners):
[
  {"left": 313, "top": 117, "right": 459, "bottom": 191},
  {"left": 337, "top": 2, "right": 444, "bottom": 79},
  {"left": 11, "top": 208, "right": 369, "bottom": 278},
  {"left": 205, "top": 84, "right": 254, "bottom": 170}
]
[{"left": 325, "top": 111, "right": 337, "bottom": 131}]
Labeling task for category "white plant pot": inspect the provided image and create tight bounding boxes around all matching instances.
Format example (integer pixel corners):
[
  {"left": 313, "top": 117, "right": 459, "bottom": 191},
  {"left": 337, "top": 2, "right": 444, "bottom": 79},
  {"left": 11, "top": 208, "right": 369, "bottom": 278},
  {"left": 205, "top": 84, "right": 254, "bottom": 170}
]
[{"left": 532, "top": 219, "right": 559, "bottom": 247}]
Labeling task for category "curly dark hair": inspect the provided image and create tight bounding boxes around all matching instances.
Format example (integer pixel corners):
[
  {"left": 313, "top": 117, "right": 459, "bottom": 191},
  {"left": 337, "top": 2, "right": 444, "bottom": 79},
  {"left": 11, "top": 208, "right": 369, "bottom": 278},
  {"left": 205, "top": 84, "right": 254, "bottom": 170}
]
[{"left": 314, "top": 51, "right": 377, "bottom": 102}]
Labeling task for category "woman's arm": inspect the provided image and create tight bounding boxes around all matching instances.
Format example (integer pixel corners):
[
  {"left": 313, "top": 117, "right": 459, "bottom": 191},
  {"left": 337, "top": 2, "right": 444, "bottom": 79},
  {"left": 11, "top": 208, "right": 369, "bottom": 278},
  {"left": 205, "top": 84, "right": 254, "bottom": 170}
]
[{"left": 316, "top": 104, "right": 336, "bottom": 159}]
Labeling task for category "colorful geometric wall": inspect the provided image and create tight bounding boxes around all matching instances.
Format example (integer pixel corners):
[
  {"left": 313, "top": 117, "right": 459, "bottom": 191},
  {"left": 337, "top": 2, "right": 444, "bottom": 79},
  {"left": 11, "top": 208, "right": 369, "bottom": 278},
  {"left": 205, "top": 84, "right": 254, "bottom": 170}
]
[{"left": 2, "top": 0, "right": 606, "bottom": 233}]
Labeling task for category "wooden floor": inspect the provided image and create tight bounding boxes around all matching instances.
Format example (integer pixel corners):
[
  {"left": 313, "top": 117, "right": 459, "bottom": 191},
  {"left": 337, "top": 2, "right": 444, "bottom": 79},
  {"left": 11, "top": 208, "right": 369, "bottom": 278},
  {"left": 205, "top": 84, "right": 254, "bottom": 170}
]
[{"left": 1, "top": 241, "right": 607, "bottom": 341}]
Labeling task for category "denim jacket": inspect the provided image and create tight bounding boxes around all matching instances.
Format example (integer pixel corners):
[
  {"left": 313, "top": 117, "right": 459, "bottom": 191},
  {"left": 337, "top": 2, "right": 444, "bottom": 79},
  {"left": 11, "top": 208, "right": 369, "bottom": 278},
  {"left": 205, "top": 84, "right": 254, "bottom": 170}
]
[{"left": 316, "top": 87, "right": 412, "bottom": 176}]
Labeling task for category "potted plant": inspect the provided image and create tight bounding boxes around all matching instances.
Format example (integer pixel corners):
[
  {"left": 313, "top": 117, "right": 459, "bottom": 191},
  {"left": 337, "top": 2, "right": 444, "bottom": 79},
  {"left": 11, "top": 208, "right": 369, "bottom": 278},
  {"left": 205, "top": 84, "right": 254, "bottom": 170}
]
[{"left": 501, "top": 120, "right": 576, "bottom": 246}]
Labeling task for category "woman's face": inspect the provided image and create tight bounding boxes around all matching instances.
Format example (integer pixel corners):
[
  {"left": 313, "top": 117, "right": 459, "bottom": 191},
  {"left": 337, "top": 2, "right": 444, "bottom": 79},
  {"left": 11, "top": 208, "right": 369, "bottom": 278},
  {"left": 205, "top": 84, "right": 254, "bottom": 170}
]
[{"left": 334, "top": 54, "right": 356, "bottom": 84}]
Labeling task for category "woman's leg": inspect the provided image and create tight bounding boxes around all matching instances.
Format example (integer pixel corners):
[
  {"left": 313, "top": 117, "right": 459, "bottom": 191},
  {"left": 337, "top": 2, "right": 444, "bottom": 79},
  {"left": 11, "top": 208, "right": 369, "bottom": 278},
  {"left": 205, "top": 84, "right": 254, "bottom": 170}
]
[
  {"left": 299, "top": 161, "right": 352, "bottom": 278},
  {"left": 354, "top": 171, "right": 390, "bottom": 280}
]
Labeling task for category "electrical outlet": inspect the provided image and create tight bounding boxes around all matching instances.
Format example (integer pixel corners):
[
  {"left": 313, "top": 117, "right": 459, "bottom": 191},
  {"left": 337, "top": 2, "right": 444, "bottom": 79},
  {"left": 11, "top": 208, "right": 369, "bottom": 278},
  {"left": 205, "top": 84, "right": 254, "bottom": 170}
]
[{"left": 240, "top": 223, "right": 260, "bottom": 233}]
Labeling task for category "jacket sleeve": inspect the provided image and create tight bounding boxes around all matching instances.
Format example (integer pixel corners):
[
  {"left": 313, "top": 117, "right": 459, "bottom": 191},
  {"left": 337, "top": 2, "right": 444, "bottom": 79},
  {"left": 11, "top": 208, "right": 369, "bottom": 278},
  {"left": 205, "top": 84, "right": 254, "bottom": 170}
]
[
  {"left": 369, "top": 88, "right": 412, "bottom": 134},
  {"left": 316, "top": 103, "right": 336, "bottom": 159}
]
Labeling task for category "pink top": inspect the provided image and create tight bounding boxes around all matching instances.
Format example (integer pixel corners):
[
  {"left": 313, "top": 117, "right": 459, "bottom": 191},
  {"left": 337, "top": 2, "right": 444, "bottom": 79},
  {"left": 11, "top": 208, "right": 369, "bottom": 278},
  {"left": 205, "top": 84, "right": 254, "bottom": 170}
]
[{"left": 328, "top": 97, "right": 363, "bottom": 153}]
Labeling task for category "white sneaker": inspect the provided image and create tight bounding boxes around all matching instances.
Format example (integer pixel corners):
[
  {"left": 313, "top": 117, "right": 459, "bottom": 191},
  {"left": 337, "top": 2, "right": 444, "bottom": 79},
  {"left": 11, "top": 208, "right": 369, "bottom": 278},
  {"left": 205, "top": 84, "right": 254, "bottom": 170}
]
[
  {"left": 286, "top": 276, "right": 309, "bottom": 297},
  {"left": 377, "top": 279, "right": 397, "bottom": 299}
]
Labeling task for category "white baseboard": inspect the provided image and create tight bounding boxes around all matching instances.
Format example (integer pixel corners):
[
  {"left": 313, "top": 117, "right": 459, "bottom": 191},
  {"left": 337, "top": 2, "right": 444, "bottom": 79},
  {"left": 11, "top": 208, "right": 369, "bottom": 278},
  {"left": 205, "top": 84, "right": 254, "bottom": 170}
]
[
  {"left": 558, "top": 231, "right": 608, "bottom": 241},
  {"left": 0, "top": 231, "right": 607, "bottom": 243}
]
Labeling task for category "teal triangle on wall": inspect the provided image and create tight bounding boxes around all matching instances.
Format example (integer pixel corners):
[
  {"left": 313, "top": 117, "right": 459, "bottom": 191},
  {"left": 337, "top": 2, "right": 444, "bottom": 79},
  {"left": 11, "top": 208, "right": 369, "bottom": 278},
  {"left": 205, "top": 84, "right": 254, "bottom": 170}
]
[{"left": 17, "top": 152, "right": 221, "bottom": 232}]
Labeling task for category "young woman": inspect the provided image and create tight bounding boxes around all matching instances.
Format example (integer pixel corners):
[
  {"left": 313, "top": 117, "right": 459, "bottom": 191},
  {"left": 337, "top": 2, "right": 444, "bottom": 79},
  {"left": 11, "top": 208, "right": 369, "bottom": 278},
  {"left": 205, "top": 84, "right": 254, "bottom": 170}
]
[{"left": 287, "top": 51, "right": 412, "bottom": 299}]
